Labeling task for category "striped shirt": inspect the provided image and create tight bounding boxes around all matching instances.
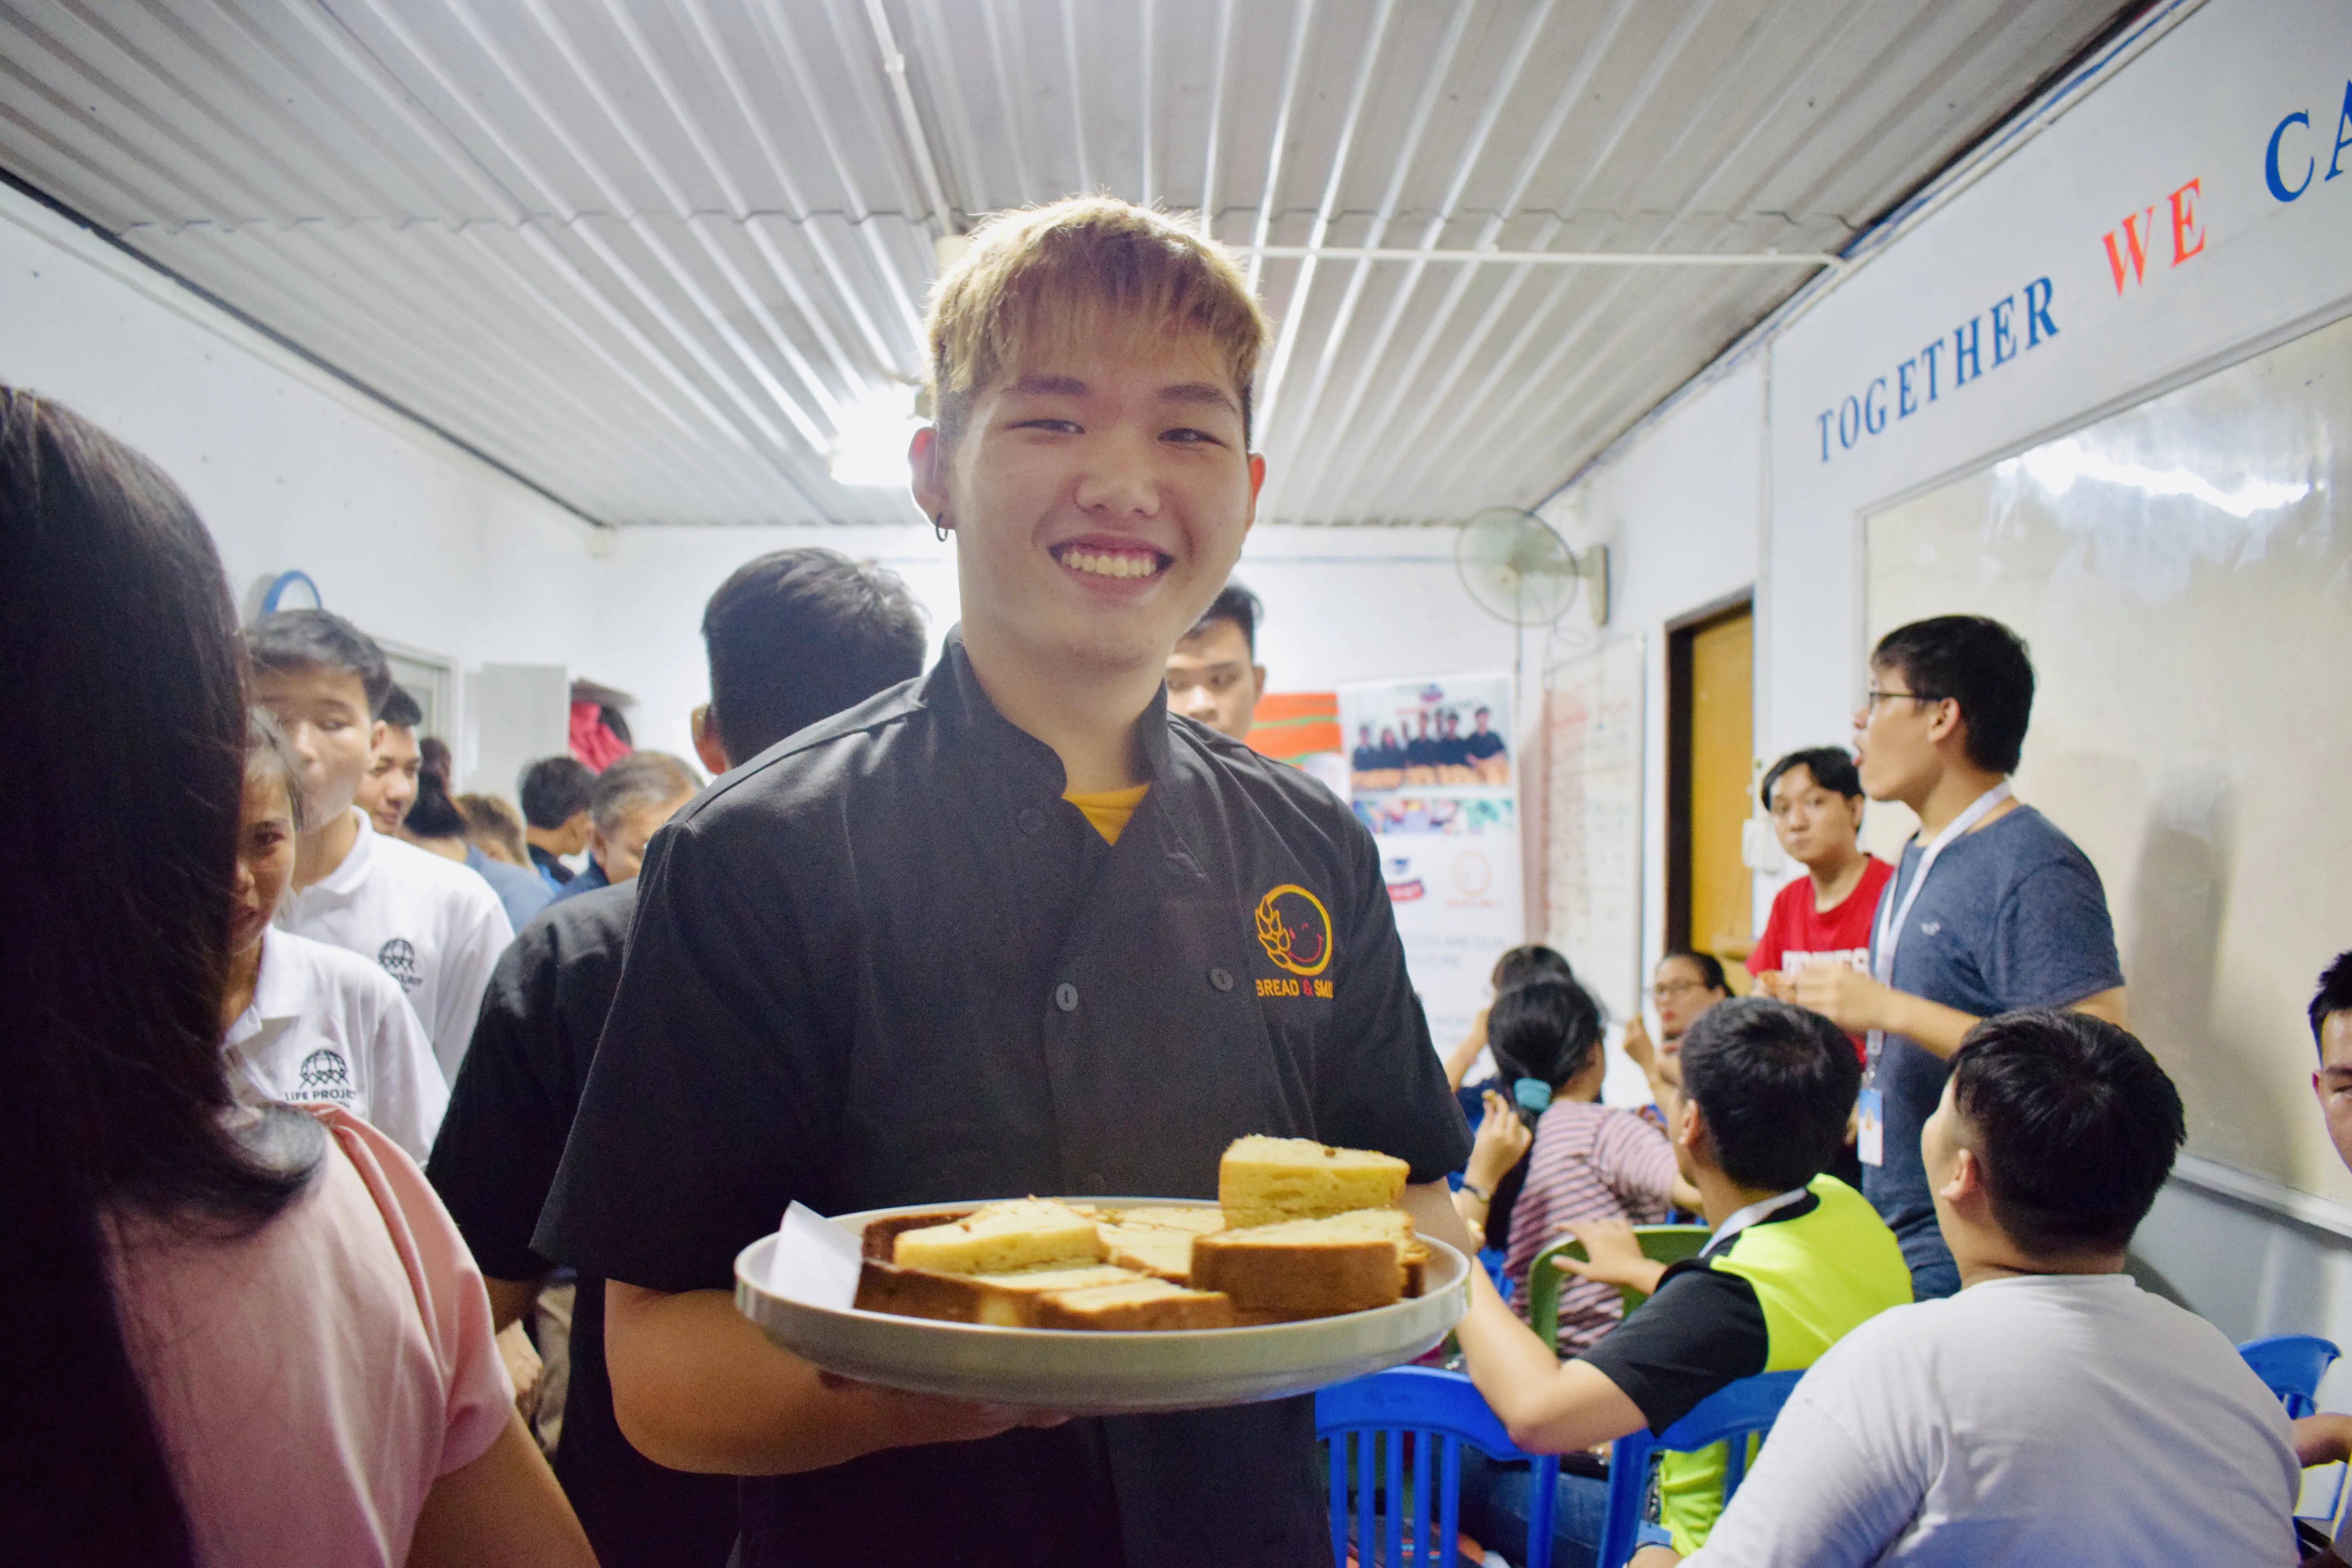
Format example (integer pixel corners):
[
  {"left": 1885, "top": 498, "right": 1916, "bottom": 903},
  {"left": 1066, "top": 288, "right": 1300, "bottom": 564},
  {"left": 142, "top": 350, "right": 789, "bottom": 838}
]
[{"left": 1505, "top": 1099, "right": 1680, "bottom": 1353}]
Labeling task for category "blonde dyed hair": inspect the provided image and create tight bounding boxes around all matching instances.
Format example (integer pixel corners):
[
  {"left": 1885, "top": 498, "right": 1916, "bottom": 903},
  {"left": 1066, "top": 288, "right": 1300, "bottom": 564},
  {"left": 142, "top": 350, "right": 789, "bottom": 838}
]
[{"left": 925, "top": 197, "right": 1271, "bottom": 448}]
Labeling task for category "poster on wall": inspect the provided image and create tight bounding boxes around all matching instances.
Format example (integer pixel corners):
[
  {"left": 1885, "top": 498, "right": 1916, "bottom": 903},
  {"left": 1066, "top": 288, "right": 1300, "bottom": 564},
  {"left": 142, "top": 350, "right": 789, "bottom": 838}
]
[{"left": 1338, "top": 673, "right": 1523, "bottom": 1055}]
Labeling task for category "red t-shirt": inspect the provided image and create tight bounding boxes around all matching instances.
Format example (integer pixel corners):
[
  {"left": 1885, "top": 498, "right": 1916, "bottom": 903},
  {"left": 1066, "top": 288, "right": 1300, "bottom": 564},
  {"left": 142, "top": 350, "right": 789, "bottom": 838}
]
[{"left": 1746, "top": 856, "right": 1895, "bottom": 1063}]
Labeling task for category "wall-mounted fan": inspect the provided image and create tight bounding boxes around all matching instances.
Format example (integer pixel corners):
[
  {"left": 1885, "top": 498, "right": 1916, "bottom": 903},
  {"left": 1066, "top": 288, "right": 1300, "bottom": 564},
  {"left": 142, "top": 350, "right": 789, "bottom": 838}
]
[{"left": 1454, "top": 506, "right": 1609, "bottom": 628}]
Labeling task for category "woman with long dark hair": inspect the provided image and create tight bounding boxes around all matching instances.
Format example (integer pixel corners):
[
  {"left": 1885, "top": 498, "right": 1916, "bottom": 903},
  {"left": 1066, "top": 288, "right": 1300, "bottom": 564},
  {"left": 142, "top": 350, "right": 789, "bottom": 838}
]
[{"left": 0, "top": 388, "right": 594, "bottom": 1566}]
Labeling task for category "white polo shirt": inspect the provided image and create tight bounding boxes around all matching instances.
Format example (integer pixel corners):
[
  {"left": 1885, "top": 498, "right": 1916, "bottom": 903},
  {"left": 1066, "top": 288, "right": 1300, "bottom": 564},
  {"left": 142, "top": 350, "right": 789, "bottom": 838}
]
[
  {"left": 1688, "top": 1271, "right": 2300, "bottom": 1568},
  {"left": 223, "top": 927, "right": 450, "bottom": 1162},
  {"left": 276, "top": 810, "right": 514, "bottom": 1082}
]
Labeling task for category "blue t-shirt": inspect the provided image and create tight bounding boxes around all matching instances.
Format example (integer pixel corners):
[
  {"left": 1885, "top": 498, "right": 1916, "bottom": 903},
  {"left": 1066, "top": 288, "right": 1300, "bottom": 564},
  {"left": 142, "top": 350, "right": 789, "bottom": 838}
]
[{"left": 1865, "top": 806, "right": 2123, "bottom": 1281}]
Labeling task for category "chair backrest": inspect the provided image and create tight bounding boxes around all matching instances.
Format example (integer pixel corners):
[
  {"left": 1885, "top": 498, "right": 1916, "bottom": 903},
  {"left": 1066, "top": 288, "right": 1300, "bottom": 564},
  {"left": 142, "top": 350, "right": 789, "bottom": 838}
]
[
  {"left": 2239, "top": 1334, "right": 2341, "bottom": 1419},
  {"left": 1528, "top": 1224, "right": 1712, "bottom": 1348},
  {"left": 1317, "top": 1366, "right": 1561, "bottom": 1568},
  {"left": 1596, "top": 1370, "right": 1804, "bottom": 1568}
]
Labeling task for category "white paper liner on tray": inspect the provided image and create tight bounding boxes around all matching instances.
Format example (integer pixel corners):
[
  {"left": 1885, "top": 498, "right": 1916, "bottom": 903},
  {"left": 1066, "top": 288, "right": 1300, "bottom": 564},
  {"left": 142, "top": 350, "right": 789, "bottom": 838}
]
[{"left": 733, "top": 1197, "right": 1470, "bottom": 1416}]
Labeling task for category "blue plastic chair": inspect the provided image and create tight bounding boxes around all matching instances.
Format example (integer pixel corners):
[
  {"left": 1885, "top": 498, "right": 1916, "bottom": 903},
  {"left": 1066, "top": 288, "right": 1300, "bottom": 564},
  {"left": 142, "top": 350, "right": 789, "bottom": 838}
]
[
  {"left": 2240, "top": 1335, "right": 2345, "bottom": 1524},
  {"left": 1317, "top": 1366, "right": 1558, "bottom": 1568},
  {"left": 2240, "top": 1334, "right": 2341, "bottom": 1418},
  {"left": 1596, "top": 1370, "right": 1804, "bottom": 1568}
]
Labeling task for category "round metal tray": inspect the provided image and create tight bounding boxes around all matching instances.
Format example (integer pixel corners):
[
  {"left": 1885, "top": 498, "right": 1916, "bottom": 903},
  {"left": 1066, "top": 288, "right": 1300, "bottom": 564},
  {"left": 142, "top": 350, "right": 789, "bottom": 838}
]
[{"left": 733, "top": 1198, "right": 1468, "bottom": 1414}]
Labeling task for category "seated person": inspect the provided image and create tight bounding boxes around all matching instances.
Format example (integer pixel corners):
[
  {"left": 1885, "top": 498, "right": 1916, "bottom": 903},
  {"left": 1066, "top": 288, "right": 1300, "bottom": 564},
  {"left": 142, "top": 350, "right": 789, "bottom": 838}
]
[
  {"left": 2293, "top": 952, "right": 2352, "bottom": 1475},
  {"left": 1622, "top": 950, "right": 1733, "bottom": 1129},
  {"left": 1446, "top": 942, "right": 1581, "bottom": 1094},
  {"left": 1690, "top": 1011, "right": 2299, "bottom": 1566},
  {"left": 1456, "top": 998, "right": 1912, "bottom": 1567},
  {"left": 1492, "top": 977, "right": 1703, "bottom": 1352}
]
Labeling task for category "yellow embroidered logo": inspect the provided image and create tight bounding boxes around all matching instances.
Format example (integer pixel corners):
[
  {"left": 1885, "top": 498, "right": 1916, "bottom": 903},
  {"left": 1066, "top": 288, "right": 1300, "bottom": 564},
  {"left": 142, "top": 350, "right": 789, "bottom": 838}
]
[{"left": 1253, "top": 883, "right": 1334, "bottom": 978}]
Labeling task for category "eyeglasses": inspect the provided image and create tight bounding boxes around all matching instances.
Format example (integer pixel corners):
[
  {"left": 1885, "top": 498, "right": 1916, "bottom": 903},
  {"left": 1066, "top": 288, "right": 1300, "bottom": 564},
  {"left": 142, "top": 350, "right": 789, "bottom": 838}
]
[
  {"left": 1862, "top": 688, "right": 1943, "bottom": 713},
  {"left": 1652, "top": 979, "right": 1712, "bottom": 1001}
]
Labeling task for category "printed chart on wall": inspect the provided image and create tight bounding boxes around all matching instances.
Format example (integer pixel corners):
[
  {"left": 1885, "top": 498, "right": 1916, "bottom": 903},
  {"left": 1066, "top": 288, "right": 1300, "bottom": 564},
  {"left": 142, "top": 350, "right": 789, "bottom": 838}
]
[
  {"left": 1340, "top": 674, "right": 1522, "bottom": 1052},
  {"left": 1544, "top": 640, "right": 1646, "bottom": 1033},
  {"left": 1867, "top": 309, "right": 2352, "bottom": 1204}
]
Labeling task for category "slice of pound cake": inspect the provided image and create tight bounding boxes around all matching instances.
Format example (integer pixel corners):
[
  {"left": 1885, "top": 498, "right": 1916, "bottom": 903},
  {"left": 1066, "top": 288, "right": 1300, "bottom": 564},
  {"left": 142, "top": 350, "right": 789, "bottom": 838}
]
[
  {"left": 855, "top": 1261, "right": 1142, "bottom": 1327},
  {"left": 891, "top": 1198, "right": 1106, "bottom": 1275},
  {"left": 1030, "top": 1278, "right": 1236, "bottom": 1331},
  {"left": 1219, "top": 1135, "right": 1409, "bottom": 1229},
  {"left": 1190, "top": 1209, "right": 1425, "bottom": 1318}
]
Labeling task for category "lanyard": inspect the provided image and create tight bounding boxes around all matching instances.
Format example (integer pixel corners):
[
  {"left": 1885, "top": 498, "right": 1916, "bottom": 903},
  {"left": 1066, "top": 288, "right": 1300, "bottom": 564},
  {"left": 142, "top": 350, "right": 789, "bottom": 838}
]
[
  {"left": 1702, "top": 1186, "right": 1811, "bottom": 1258},
  {"left": 1865, "top": 780, "right": 2012, "bottom": 1074}
]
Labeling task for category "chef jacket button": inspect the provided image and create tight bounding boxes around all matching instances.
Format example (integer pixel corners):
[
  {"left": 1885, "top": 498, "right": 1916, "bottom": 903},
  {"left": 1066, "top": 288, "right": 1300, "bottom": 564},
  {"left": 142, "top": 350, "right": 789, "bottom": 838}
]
[
  {"left": 1209, "top": 966, "right": 1234, "bottom": 991},
  {"left": 1054, "top": 982, "right": 1079, "bottom": 1013},
  {"left": 1017, "top": 807, "right": 1047, "bottom": 835}
]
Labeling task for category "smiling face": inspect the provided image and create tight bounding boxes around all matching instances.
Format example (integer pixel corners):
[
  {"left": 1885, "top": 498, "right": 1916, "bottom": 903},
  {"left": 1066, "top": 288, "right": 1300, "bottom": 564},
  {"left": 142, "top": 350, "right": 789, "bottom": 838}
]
[
  {"left": 916, "top": 327, "right": 1264, "bottom": 686},
  {"left": 1768, "top": 763, "right": 1865, "bottom": 871},
  {"left": 252, "top": 662, "right": 381, "bottom": 825},
  {"left": 1652, "top": 954, "right": 1728, "bottom": 1042}
]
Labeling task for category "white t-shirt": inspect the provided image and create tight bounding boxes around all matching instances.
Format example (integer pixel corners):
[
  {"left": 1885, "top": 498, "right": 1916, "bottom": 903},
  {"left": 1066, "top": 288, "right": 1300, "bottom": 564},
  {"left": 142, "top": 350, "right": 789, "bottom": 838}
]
[
  {"left": 224, "top": 927, "right": 450, "bottom": 1162},
  {"left": 1688, "top": 1272, "right": 2301, "bottom": 1568},
  {"left": 276, "top": 810, "right": 513, "bottom": 1082}
]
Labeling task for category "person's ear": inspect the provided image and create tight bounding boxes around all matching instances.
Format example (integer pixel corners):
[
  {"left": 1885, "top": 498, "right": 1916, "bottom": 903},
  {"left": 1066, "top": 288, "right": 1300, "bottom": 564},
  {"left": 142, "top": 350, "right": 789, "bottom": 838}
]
[
  {"left": 1938, "top": 1144, "right": 1987, "bottom": 1211},
  {"left": 1925, "top": 696, "right": 1965, "bottom": 750},
  {"left": 1250, "top": 664, "right": 1268, "bottom": 702},
  {"left": 911, "top": 425, "right": 949, "bottom": 525},
  {"left": 370, "top": 719, "right": 389, "bottom": 757},
  {"left": 690, "top": 704, "right": 732, "bottom": 775},
  {"left": 1675, "top": 1094, "right": 1705, "bottom": 1161}
]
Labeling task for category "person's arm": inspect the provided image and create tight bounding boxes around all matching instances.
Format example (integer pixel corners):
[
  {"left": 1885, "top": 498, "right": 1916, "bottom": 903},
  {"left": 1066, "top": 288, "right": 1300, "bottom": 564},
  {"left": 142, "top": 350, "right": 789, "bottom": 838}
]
[
  {"left": 1621, "top": 1013, "right": 1675, "bottom": 1109},
  {"left": 484, "top": 1276, "right": 541, "bottom": 1333},
  {"left": 1549, "top": 1216, "right": 1669, "bottom": 1298},
  {"left": 1452, "top": 1092, "right": 1531, "bottom": 1239},
  {"left": 405, "top": 1409, "right": 595, "bottom": 1568},
  {"left": 1455, "top": 1267, "right": 1648, "bottom": 1453},
  {"left": 1403, "top": 1175, "right": 1480, "bottom": 1257},
  {"left": 2295, "top": 1413, "right": 2352, "bottom": 1468},
  {"left": 604, "top": 1281, "right": 1062, "bottom": 1474},
  {"left": 1789, "top": 967, "right": 2128, "bottom": 1059},
  {"left": 1443, "top": 1007, "right": 1491, "bottom": 1091}
]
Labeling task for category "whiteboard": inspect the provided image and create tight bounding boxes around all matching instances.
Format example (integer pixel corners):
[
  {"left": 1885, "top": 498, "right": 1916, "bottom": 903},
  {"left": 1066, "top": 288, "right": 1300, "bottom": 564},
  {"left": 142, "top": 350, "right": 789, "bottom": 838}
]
[
  {"left": 1867, "top": 310, "right": 2352, "bottom": 1201},
  {"left": 1544, "top": 637, "right": 1646, "bottom": 1032}
]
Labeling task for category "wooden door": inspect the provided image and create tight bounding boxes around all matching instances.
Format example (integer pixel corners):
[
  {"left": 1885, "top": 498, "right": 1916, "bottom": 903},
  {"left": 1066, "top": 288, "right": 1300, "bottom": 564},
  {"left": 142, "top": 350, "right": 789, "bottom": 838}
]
[{"left": 1666, "top": 600, "right": 1754, "bottom": 991}]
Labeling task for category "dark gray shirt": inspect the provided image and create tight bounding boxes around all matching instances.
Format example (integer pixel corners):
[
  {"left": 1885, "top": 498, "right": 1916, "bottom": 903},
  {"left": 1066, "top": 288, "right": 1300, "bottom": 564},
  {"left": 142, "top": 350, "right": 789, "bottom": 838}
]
[
  {"left": 535, "top": 630, "right": 1471, "bottom": 1568},
  {"left": 1864, "top": 806, "right": 2123, "bottom": 1276}
]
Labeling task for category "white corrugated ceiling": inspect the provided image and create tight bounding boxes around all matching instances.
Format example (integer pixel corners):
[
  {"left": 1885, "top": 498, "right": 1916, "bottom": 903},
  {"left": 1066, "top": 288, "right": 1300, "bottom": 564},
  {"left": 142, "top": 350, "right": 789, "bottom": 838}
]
[{"left": 0, "top": 0, "right": 2133, "bottom": 525}]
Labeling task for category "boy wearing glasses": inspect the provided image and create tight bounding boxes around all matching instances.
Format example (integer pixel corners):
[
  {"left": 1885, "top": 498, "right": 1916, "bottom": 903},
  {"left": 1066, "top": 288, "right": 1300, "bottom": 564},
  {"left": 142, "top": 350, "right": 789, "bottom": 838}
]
[{"left": 1790, "top": 615, "right": 2126, "bottom": 1300}]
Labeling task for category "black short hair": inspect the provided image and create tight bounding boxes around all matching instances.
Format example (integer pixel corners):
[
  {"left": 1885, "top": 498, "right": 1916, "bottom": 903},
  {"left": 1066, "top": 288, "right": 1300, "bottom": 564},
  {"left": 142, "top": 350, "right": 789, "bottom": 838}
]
[
  {"left": 402, "top": 767, "right": 467, "bottom": 840},
  {"left": 1760, "top": 746, "right": 1863, "bottom": 810},
  {"left": 1679, "top": 998, "right": 1860, "bottom": 1191},
  {"left": 379, "top": 684, "right": 422, "bottom": 731},
  {"left": 245, "top": 609, "right": 394, "bottom": 720},
  {"left": 1661, "top": 949, "right": 1729, "bottom": 993},
  {"left": 1185, "top": 579, "right": 1263, "bottom": 654},
  {"left": 1871, "top": 614, "right": 2035, "bottom": 775},
  {"left": 1491, "top": 944, "right": 1577, "bottom": 993},
  {"left": 1488, "top": 976, "right": 1605, "bottom": 1088},
  {"left": 1950, "top": 1010, "right": 2185, "bottom": 1257},
  {"left": 702, "top": 549, "right": 927, "bottom": 763},
  {"left": 518, "top": 756, "right": 595, "bottom": 829},
  {"left": 2311, "top": 951, "right": 2352, "bottom": 1050},
  {"left": 587, "top": 751, "right": 701, "bottom": 834}
]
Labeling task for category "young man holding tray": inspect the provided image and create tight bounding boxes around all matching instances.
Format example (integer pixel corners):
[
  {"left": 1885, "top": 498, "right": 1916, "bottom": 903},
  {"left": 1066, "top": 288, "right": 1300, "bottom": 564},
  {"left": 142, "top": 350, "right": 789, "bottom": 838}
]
[{"left": 535, "top": 198, "right": 1475, "bottom": 1568}]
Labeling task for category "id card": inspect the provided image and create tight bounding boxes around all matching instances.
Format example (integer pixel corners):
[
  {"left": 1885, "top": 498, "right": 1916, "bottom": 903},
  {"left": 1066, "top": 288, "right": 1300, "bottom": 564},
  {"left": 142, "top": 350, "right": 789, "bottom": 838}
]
[{"left": 1856, "top": 1087, "right": 1884, "bottom": 1167}]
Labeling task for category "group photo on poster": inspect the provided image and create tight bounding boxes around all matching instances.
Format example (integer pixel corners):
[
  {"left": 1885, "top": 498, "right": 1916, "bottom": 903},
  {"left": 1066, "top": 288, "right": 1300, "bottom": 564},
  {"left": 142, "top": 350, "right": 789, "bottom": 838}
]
[{"left": 1338, "top": 675, "right": 1523, "bottom": 1051}]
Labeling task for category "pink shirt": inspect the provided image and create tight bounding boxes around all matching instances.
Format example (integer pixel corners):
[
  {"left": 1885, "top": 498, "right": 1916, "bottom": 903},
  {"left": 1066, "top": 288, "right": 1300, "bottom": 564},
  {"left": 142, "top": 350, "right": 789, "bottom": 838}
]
[
  {"left": 1505, "top": 1099, "right": 1680, "bottom": 1353},
  {"left": 108, "top": 1107, "right": 512, "bottom": 1566}
]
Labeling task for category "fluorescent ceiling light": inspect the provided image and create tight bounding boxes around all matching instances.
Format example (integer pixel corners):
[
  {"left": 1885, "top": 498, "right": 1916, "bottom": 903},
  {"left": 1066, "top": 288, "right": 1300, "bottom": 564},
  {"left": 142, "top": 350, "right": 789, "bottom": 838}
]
[{"left": 829, "top": 386, "right": 922, "bottom": 489}]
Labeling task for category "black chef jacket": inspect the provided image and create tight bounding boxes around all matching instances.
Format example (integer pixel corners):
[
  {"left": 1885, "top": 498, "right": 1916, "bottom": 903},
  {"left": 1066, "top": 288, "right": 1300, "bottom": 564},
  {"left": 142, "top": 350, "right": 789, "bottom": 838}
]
[
  {"left": 535, "top": 629, "right": 1472, "bottom": 1568},
  {"left": 427, "top": 882, "right": 736, "bottom": 1568}
]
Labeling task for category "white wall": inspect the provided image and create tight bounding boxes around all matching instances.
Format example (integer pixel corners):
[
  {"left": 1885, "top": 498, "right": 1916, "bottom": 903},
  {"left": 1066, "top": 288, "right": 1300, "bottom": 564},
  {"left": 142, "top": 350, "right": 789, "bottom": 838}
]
[
  {"left": 0, "top": 183, "right": 604, "bottom": 734},
  {"left": 1548, "top": 0, "right": 2352, "bottom": 1348}
]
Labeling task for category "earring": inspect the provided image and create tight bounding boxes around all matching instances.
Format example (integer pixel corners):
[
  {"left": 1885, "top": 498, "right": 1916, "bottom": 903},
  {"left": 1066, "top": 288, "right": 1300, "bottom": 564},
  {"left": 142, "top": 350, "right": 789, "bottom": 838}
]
[{"left": 932, "top": 512, "right": 949, "bottom": 543}]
